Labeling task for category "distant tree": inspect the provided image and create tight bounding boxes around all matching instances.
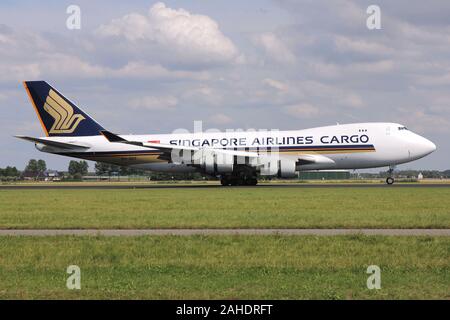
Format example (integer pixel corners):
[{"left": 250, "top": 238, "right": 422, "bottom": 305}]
[
  {"left": 95, "top": 162, "right": 120, "bottom": 176},
  {"left": 3, "top": 166, "right": 20, "bottom": 177},
  {"left": 25, "top": 159, "right": 39, "bottom": 175},
  {"left": 37, "top": 159, "right": 47, "bottom": 173},
  {"left": 0, "top": 166, "right": 20, "bottom": 180},
  {"left": 68, "top": 161, "right": 77, "bottom": 176},
  {"left": 119, "top": 165, "right": 144, "bottom": 176},
  {"left": 68, "top": 160, "right": 89, "bottom": 177},
  {"left": 25, "top": 159, "right": 46, "bottom": 176},
  {"left": 79, "top": 161, "right": 89, "bottom": 175}
]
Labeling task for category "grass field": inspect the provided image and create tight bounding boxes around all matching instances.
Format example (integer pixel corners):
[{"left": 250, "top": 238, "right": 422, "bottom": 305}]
[
  {"left": 0, "top": 186, "right": 449, "bottom": 300},
  {"left": 0, "top": 235, "right": 448, "bottom": 299},
  {"left": 0, "top": 187, "right": 449, "bottom": 229}
]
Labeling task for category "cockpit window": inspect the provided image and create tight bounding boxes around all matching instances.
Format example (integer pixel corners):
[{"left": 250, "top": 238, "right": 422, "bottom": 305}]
[{"left": 398, "top": 126, "right": 408, "bottom": 131}]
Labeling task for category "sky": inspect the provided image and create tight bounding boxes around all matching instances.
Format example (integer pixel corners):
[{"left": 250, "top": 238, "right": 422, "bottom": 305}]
[{"left": 0, "top": 0, "right": 449, "bottom": 171}]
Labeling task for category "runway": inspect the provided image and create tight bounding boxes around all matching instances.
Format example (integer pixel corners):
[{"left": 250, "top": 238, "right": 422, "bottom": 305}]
[
  {"left": 0, "top": 229, "right": 449, "bottom": 236},
  {"left": 1, "top": 183, "right": 449, "bottom": 190}
]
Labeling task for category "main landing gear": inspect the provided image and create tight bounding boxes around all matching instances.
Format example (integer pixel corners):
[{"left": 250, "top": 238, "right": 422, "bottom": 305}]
[
  {"left": 220, "top": 174, "right": 258, "bottom": 186},
  {"left": 386, "top": 165, "right": 396, "bottom": 185}
]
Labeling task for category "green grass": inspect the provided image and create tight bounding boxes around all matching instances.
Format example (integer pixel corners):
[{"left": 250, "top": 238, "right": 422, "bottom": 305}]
[
  {"left": 1, "top": 188, "right": 450, "bottom": 229},
  {"left": 0, "top": 235, "right": 448, "bottom": 299}
]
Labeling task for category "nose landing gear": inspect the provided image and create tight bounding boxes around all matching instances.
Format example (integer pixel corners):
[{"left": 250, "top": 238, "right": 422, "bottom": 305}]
[{"left": 386, "top": 165, "right": 396, "bottom": 185}]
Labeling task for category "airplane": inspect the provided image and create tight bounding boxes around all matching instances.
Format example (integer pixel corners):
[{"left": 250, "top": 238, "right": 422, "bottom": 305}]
[{"left": 16, "top": 81, "right": 437, "bottom": 186}]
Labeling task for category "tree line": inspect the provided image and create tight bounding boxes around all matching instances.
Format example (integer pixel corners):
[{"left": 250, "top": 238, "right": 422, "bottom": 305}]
[
  {"left": 0, "top": 159, "right": 206, "bottom": 181},
  {"left": 2, "top": 159, "right": 450, "bottom": 181}
]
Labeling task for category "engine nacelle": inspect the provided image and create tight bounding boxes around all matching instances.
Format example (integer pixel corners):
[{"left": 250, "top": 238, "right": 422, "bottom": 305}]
[
  {"left": 277, "top": 159, "right": 297, "bottom": 178},
  {"left": 192, "top": 149, "right": 234, "bottom": 175},
  {"left": 259, "top": 156, "right": 297, "bottom": 178}
]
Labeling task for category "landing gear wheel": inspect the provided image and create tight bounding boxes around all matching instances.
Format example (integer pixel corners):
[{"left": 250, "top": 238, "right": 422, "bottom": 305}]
[
  {"left": 386, "top": 177, "right": 395, "bottom": 185},
  {"left": 241, "top": 177, "right": 258, "bottom": 186},
  {"left": 221, "top": 176, "right": 232, "bottom": 186}
]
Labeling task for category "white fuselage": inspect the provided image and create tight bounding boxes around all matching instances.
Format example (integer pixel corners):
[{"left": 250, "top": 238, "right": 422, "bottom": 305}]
[{"left": 36, "top": 122, "right": 436, "bottom": 173}]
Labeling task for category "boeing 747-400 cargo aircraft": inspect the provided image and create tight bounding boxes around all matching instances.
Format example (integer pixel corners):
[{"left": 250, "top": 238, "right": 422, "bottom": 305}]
[{"left": 16, "top": 81, "right": 436, "bottom": 185}]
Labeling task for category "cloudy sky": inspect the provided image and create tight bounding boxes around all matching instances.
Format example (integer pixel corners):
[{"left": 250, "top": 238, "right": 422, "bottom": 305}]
[{"left": 0, "top": 0, "right": 449, "bottom": 170}]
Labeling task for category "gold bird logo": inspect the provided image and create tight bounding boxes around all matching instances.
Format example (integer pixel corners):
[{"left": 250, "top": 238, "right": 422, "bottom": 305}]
[{"left": 44, "top": 89, "right": 85, "bottom": 134}]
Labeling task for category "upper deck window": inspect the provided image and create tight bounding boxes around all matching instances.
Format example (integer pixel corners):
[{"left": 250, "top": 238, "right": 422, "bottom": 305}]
[{"left": 398, "top": 126, "right": 408, "bottom": 131}]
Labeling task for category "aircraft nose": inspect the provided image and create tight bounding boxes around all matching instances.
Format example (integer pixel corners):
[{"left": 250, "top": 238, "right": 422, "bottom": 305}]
[
  {"left": 425, "top": 138, "right": 437, "bottom": 154},
  {"left": 415, "top": 136, "right": 436, "bottom": 157}
]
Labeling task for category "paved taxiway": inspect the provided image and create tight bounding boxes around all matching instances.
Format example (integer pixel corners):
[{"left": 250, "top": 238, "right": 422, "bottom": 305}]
[
  {"left": 1, "top": 183, "right": 449, "bottom": 190},
  {"left": 0, "top": 229, "right": 449, "bottom": 236}
]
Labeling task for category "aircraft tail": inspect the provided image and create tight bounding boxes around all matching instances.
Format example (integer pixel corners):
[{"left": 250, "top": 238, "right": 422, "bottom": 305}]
[{"left": 23, "top": 81, "right": 104, "bottom": 137}]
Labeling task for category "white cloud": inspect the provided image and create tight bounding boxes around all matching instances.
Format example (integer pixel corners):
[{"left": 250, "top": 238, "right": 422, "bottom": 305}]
[
  {"left": 334, "top": 36, "right": 394, "bottom": 56},
  {"left": 351, "top": 60, "right": 395, "bottom": 74},
  {"left": 339, "top": 93, "right": 364, "bottom": 108},
  {"left": 263, "top": 78, "right": 289, "bottom": 92},
  {"left": 113, "top": 61, "right": 210, "bottom": 80},
  {"left": 129, "top": 95, "right": 178, "bottom": 111},
  {"left": 253, "top": 32, "right": 296, "bottom": 64},
  {"left": 0, "top": 54, "right": 210, "bottom": 82},
  {"left": 283, "top": 103, "right": 320, "bottom": 118},
  {"left": 208, "top": 113, "right": 232, "bottom": 125},
  {"left": 306, "top": 61, "right": 340, "bottom": 79},
  {"left": 0, "top": 63, "right": 40, "bottom": 81},
  {"left": 96, "top": 2, "right": 239, "bottom": 65},
  {"left": 416, "top": 72, "right": 450, "bottom": 86},
  {"left": 39, "top": 53, "right": 106, "bottom": 78},
  {"left": 399, "top": 108, "right": 450, "bottom": 134},
  {"left": 181, "top": 85, "right": 223, "bottom": 106},
  {"left": 96, "top": 13, "right": 151, "bottom": 41}
]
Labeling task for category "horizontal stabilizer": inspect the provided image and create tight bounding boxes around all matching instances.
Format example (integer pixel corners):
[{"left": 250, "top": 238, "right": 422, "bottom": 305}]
[
  {"left": 14, "top": 135, "right": 89, "bottom": 150},
  {"left": 100, "top": 130, "right": 127, "bottom": 143}
]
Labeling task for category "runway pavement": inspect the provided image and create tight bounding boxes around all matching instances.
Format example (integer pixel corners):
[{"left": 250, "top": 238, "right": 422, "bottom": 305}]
[
  {"left": 0, "top": 229, "right": 449, "bottom": 236},
  {"left": 1, "top": 183, "right": 450, "bottom": 190}
]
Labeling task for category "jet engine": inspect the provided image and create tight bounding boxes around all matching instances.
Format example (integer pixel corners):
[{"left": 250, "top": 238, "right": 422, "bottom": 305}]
[
  {"left": 192, "top": 149, "right": 234, "bottom": 174},
  {"left": 277, "top": 159, "right": 297, "bottom": 178},
  {"left": 258, "top": 156, "right": 297, "bottom": 178}
]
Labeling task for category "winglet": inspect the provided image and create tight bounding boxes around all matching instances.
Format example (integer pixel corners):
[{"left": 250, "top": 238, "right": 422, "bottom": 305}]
[{"left": 100, "top": 130, "right": 127, "bottom": 143}]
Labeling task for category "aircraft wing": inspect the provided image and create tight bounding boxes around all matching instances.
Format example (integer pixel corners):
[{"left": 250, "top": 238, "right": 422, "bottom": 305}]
[
  {"left": 100, "top": 130, "right": 260, "bottom": 158},
  {"left": 14, "top": 135, "right": 89, "bottom": 150},
  {"left": 100, "top": 130, "right": 334, "bottom": 167}
]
